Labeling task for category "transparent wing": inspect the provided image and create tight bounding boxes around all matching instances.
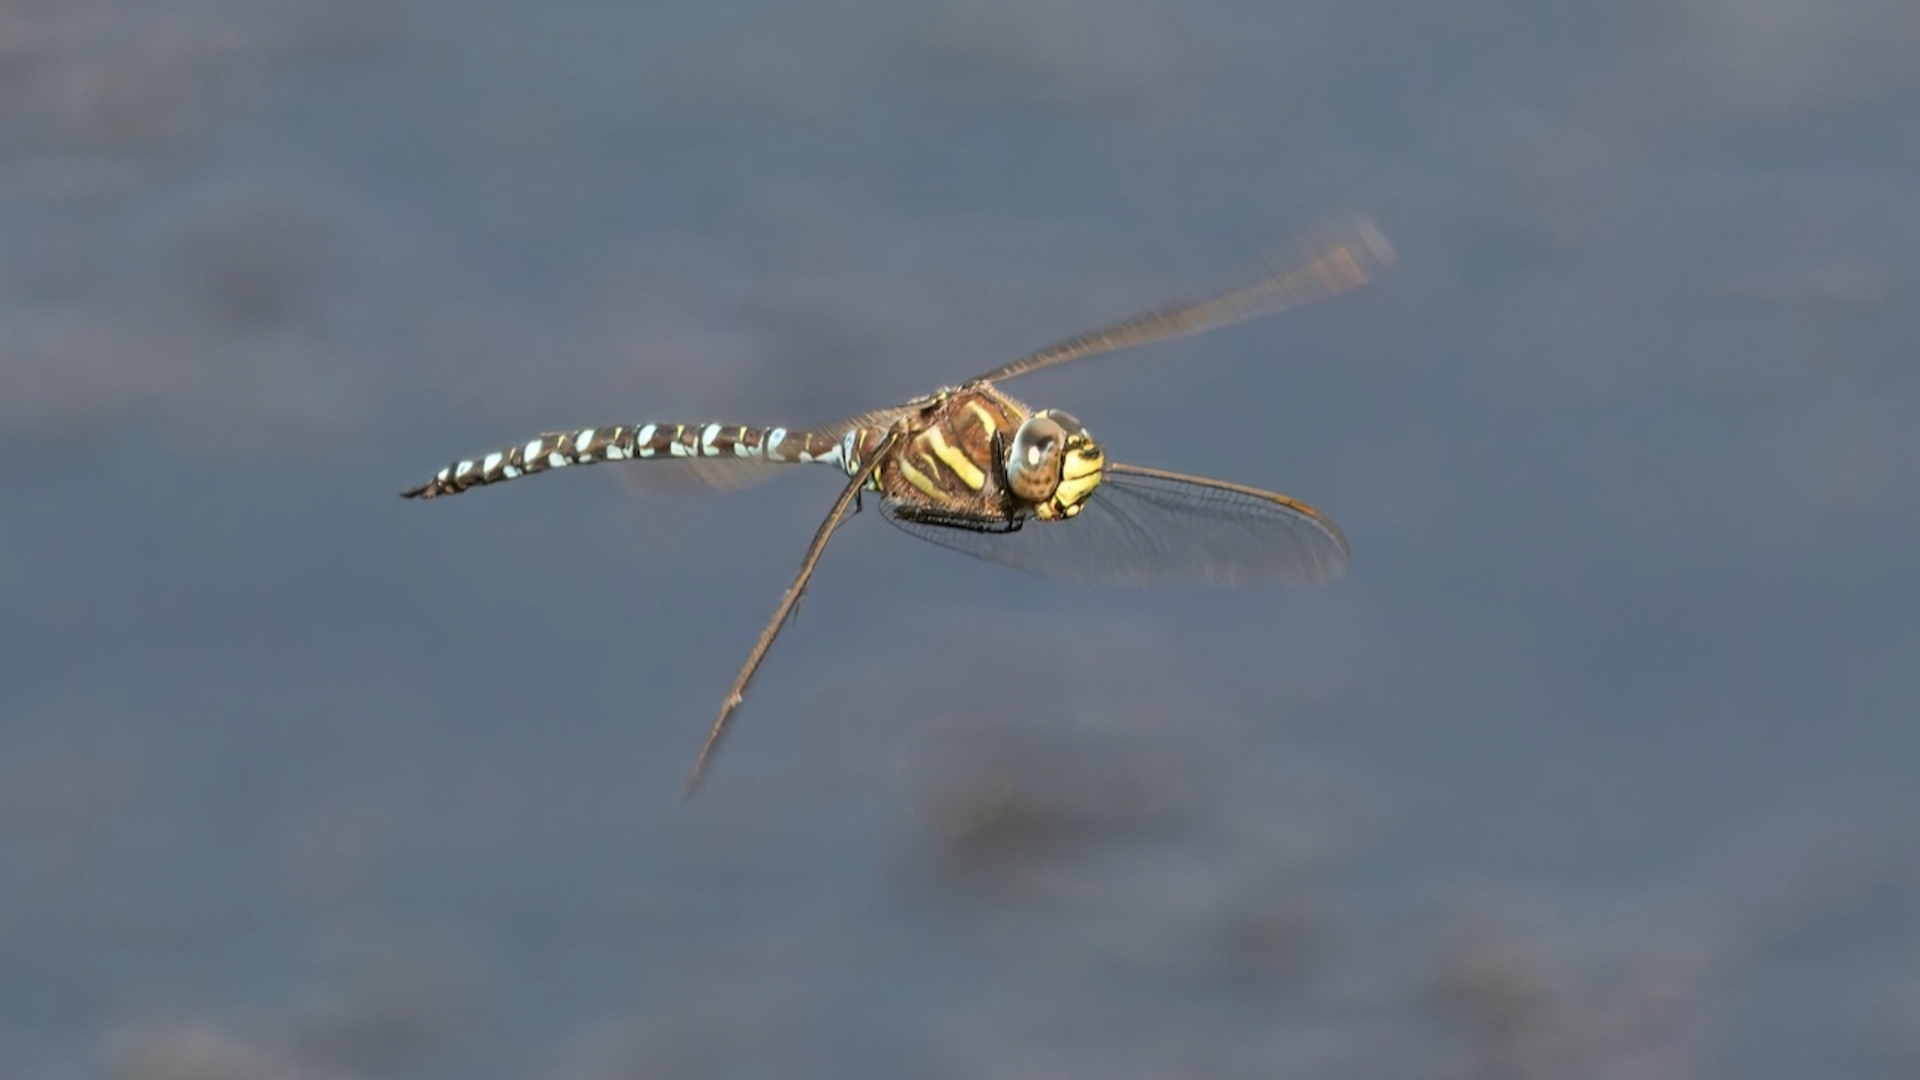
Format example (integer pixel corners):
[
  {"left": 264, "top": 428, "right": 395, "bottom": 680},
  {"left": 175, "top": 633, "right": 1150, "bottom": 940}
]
[
  {"left": 885, "top": 462, "right": 1350, "bottom": 586},
  {"left": 613, "top": 404, "right": 917, "bottom": 496},
  {"left": 612, "top": 455, "right": 794, "bottom": 495},
  {"left": 967, "top": 217, "right": 1393, "bottom": 386}
]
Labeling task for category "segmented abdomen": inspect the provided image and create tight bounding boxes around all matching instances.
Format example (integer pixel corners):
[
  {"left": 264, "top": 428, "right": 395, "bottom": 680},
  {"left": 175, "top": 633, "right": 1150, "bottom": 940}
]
[{"left": 403, "top": 422, "right": 844, "bottom": 499}]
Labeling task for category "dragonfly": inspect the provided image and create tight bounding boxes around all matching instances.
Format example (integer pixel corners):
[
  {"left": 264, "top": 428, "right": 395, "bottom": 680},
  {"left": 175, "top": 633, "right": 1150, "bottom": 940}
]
[{"left": 404, "top": 218, "right": 1393, "bottom": 795}]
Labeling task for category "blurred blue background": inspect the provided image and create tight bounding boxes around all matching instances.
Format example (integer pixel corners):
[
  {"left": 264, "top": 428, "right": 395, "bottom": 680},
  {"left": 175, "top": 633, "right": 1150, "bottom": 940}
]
[{"left": 3, "top": 1, "right": 1917, "bottom": 1077}]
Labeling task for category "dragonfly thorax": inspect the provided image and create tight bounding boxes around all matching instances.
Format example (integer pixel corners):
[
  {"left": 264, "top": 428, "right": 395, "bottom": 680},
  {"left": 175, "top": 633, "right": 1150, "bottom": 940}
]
[{"left": 1008, "top": 410, "right": 1105, "bottom": 520}]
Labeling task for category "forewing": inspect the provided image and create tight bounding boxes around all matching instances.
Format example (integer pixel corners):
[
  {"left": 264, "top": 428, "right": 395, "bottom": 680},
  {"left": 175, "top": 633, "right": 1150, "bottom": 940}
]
[
  {"left": 885, "top": 462, "right": 1349, "bottom": 586},
  {"left": 967, "top": 217, "right": 1393, "bottom": 386}
]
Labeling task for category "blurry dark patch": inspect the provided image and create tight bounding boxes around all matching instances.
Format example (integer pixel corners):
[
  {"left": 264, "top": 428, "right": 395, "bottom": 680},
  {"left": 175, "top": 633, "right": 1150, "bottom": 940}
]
[
  {"left": 898, "top": 725, "right": 1196, "bottom": 879},
  {"left": 1432, "top": 937, "right": 1698, "bottom": 1080},
  {"left": 1435, "top": 940, "right": 1560, "bottom": 1075},
  {"left": 282, "top": 990, "right": 437, "bottom": 1075},
  {"left": 1213, "top": 880, "right": 1333, "bottom": 985},
  {"left": 183, "top": 209, "right": 330, "bottom": 334}
]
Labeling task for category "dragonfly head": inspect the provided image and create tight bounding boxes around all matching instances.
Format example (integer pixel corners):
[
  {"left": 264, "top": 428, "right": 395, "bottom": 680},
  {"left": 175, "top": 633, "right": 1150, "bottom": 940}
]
[{"left": 1006, "top": 410, "right": 1105, "bottom": 520}]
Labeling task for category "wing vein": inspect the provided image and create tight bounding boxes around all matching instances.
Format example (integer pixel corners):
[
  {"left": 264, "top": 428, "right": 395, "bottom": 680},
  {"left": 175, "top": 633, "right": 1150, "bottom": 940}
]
[{"left": 968, "top": 217, "right": 1393, "bottom": 385}]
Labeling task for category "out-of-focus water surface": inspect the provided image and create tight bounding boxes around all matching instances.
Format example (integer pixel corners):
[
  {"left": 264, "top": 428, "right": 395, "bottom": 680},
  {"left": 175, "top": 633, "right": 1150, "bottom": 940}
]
[{"left": 4, "top": 1, "right": 1918, "bottom": 1076}]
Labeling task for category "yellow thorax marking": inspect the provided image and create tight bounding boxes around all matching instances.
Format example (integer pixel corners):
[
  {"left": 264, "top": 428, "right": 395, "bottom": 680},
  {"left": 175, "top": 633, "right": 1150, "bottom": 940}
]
[
  {"left": 896, "top": 456, "right": 944, "bottom": 498},
  {"left": 963, "top": 400, "right": 999, "bottom": 436},
  {"left": 923, "top": 426, "right": 987, "bottom": 490}
]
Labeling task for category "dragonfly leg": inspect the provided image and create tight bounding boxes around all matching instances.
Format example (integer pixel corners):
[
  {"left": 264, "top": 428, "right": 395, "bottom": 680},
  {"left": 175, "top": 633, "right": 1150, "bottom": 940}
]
[
  {"left": 988, "top": 428, "right": 1022, "bottom": 519},
  {"left": 685, "top": 428, "right": 903, "bottom": 798},
  {"left": 888, "top": 504, "right": 1024, "bottom": 534}
]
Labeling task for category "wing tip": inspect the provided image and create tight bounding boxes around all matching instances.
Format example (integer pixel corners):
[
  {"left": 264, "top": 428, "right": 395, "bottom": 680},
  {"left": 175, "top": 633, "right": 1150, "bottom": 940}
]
[{"left": 1352, "top": 216, "right": 1397, "bottom": 270}]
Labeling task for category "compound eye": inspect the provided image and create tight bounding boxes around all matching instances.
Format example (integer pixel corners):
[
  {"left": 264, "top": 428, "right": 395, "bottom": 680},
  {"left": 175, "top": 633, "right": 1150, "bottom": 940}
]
[
  {"left": 1023, "top": 432, "right": 1057, "bottom": 466},
  {"left": 1006, "top": 414, "right": 1069, "bottom": 502},
  {"left": 1041, "top": 410, "right": 1085, "bottom": 436}
]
